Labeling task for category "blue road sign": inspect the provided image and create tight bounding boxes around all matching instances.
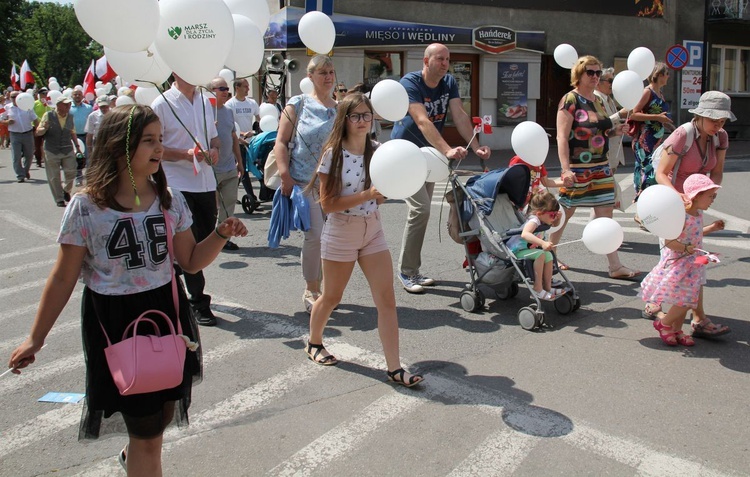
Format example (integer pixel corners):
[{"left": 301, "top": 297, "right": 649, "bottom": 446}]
[{"left": 666, "top": 44, "right": 689, "bottom": 70}]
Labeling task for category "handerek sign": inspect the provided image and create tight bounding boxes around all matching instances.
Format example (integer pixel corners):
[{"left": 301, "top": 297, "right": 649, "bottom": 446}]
[{"left": 472, "top": 26, "right": 516, "bottom": 54}]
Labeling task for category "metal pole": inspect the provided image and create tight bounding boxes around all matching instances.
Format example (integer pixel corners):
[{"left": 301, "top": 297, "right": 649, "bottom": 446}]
[{"left": 701, "top": 0, "right": 709, "bottom": 93}]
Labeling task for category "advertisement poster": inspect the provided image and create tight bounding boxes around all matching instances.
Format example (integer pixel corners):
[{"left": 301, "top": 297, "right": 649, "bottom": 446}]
[{"left": 497, "top": 62, "right": 528, "bottom": 125}]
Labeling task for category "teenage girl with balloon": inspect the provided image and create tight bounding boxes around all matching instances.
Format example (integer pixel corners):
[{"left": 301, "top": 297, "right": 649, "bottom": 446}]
[
  {"left": 507, "top": 191, "right": 563, "bottom": 301},
  {"left": 7, "top": 105, "right": 247, "bottom": 476},
  {"left": 641, "top": 174, "right": 725, "bottom": 346},
  {"left": 303, "top": 93, "right": 424, "bottom": 388}
]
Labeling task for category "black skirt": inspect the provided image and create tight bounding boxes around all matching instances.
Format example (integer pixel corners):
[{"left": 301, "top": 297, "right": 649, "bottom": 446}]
[{"left": 78, "top": 280, "right": 202, "bottom": 440}]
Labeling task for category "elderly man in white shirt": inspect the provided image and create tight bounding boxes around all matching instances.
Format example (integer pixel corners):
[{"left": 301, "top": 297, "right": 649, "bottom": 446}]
[
  {"left": 84, "top": 95, "right": 111, "bottom": 158},
  {"left": 6, "top": 91, "right": 39, "bottom": 182},
  {"left": 151, "top": 73, "right": 221, "bottom": 326}
]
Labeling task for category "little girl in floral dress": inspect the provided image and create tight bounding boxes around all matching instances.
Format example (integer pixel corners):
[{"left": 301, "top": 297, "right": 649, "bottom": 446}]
[{"left": 640, "top": 174, "right": 725, "bottom": 346}]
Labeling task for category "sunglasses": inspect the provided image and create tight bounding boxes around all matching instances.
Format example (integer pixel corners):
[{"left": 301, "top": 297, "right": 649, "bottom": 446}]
[
  {"left": 346, "top": 112, "right": 373, "bottom": 123},
  {"left": 338, "top": 89, "right": 348, "bottom": 93},
  {"left": 541, "top": 210, "right": 561, "bottom": 219},
  {"left": 213, "top": 86, "right": 230, "bottom": 92},
  {"left": 585, "top": 69, "right": 603, "bottom": 78},
  {"left": 600, "top": 78, "right": 613, "bottom": 83}
]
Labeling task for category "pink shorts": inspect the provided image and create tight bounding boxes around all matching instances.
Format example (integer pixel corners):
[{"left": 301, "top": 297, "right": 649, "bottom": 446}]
[{"left": 321, "top": 211, "right": 389, "bottom": 262}]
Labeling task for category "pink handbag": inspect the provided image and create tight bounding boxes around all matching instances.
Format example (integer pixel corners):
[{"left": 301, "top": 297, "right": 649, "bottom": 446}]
[{"left": 99, "top": 208, "right": 193, "bottom": 396}]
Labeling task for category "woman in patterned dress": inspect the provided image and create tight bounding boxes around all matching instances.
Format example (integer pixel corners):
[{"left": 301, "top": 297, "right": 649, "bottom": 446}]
[
  {"left": 550, "top": 55, "right": 638, "bottom": 279},
  {"left": 630, "top": 62, "right": 674, "bottom": 209}
]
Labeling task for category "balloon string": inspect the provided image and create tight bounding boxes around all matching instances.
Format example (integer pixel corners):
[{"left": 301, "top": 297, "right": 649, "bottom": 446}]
[{"left": 555, "top": 239, "right": 582, "bottom": 247}]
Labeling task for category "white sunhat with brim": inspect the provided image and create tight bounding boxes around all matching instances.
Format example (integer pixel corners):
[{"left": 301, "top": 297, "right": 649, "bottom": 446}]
[{"left": 688, "top": 91, "right": 737, "bottom": 122}]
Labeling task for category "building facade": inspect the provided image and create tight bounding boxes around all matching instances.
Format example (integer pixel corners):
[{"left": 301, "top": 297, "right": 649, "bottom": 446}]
[{"left": 265, "top": 1, "right": 746, "bottom": 147}]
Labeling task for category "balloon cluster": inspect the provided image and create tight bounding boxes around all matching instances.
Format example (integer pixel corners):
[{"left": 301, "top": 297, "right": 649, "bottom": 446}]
[{"left": 74, "top": 0, "right": 271, "bottom": 92}]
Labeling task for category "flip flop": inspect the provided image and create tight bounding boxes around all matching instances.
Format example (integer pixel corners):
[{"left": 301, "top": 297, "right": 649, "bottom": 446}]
[{"left": 609, "top": 266, "right": 640, "bottom": 281}]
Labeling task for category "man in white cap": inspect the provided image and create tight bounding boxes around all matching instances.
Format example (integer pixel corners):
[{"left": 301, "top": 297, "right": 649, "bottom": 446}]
[
  {"left": 84, "top": 95, "right": 111, "bottom": 155},
  {"left": 36, "top": 96, "right": 83, "bottom": 206}
]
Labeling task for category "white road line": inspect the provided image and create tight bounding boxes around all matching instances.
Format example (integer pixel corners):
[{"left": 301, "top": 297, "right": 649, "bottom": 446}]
[
  {"left": 1, "top": 259, "right": 56, "bottom": 276},
  {"left": 0, "top": 210, "right": 59, "bottom": 240},
  {"left": 0, "top": 279, "right": 47, "bottom": 298},
  {"left": 447, "top": 429, "right": 539, "bottom": 477},
  {"left": 0, "top": 353, "right": 84, "bottom": 397},
  {"left": 0, "top": 320, "right": 79, "bottom": 353},
  {"left": 270, "top": 393, "right": 423, "bottom": 477},
  {"left": 0, "top": 244, "right": 57, "bottom": 261},
  {"left": 0, "top": 405, "right": 81, "bottom": 458},
  {"left": 0, "top": 289, "right": 82, "bottom": 327}
]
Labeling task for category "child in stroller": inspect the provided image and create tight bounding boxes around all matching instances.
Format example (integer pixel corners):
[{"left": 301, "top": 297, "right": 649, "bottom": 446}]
[
  {"left": 241, "top": 130, "right": 277, "bottom": 214},
  {"left": 506, "top": 191, "right": 564, "bottom": 301},
  {"left": 450, "top": 164, "right": 579, "bottom": 330}
]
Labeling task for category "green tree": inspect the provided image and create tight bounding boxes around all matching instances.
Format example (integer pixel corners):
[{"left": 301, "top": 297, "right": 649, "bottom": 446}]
[{"left": 3, "top": 1, "right": 102, "bottom": 90}]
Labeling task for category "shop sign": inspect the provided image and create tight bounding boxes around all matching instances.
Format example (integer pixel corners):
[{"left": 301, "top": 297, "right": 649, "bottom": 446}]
[{"left": 473, "top": 26, "right": 516, "bottom": 54}]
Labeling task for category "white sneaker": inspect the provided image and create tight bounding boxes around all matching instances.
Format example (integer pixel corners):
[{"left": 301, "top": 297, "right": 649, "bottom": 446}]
[
  {"left": 398, "top": 273, "right": 425, "bottom": 293},
  {"left": 413, "top": 273, "right": 436, "bottom": 286}
]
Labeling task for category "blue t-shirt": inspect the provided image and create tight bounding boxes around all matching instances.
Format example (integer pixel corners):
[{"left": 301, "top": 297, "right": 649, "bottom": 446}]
[
  {"left": 70, "top": 102, "right": 92, "bottom": 135},
  {"left": 390, "top": 71, "right": 460, "bottom": 147}
]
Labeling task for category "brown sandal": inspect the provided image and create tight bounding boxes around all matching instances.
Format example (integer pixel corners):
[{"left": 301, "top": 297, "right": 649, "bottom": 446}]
[{"left": 691, "top": 318, "right": 730, "bottom": 338}]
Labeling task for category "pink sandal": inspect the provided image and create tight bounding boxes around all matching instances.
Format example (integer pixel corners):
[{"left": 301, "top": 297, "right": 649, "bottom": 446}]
[
  {"left": 674, "top": 330, "right": 695, "bottom": 347},
  {"left": 653, "top": 319, "right": 677, "bottom": 346},
  {"left": 691, "top": 317, "right": 730, "bottom": 339}
]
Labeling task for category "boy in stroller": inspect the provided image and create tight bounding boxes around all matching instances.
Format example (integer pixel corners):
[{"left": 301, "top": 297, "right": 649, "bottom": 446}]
[{"left": 241, "top": 130, "right": 277, "bottom": 214}]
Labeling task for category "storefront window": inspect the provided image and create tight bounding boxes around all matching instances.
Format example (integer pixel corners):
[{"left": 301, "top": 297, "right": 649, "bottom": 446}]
[
  {"left": 710, "top": 45, "right": 749, "bottom": 93},
  {"left": 364, "top": 52, "right": 402, "bottom": 88},
  {"left": 446, "top": 60, "right": 472, "bottom": 127}
]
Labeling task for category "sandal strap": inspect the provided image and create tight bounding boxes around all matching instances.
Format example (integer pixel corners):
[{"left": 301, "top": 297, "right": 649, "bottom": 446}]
[{"left": 307, "top": 342, "right": 334, "bottom": 362}]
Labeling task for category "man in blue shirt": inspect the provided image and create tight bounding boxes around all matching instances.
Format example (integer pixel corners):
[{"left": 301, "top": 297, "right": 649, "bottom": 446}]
[
  {"left": 391, "top": 43, "right": 491, "bottom": 293},
  {"left": 70, "top": 89, "right": 92, "bottom": 186}
]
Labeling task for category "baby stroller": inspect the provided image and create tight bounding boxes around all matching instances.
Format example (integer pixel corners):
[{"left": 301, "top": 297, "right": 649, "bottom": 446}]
[
  {"left": 447, "top": 164, "right": 580, "bottom": 330},
  {"left": 241, "top": 131, "right": 277, "bottom": 214}
]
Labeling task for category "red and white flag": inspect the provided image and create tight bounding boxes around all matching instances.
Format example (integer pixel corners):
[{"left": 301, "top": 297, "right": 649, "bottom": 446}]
[
  {"left": 83, "top": 59, "right": 96, "bottom": 99},
  {"left": 482, "top": 115, "right": 493, "bottom": 134},
  {"left": 10, "top": 64, "right": 19, "bottom": 90},
  {"left": 95, "top": 55, "right": 117, "bottom": 83},
  {"left": 20, "top": 60, "right": 34, "bottom": 90}
]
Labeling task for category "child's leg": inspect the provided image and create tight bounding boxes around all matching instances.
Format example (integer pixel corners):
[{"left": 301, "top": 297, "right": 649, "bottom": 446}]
[
  {"left": 359, "top": 251, "right": 401, "bottom": 370},
  {"left": 126, "top": 434, "right": 164, "bottom": 477},
  {"left": 542, "top": 252, "right": 553, "bottom": 292},
  {"left": 532, "top": 254, "right": 545, "bottom": 292},
  {"left": 310, "top": 259, "right": 356, "bottom": 345}
]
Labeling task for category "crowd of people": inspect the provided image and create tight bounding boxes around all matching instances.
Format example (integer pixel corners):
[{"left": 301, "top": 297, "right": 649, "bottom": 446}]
[{"left": 4, "top": 42, "right": 738, "bottom": 475}]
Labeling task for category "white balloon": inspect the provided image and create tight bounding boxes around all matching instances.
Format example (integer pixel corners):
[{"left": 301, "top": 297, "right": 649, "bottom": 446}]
[
  {"left": 47, "top": 90, "right": 62, "bottom": 103},
  {"left": 15, "top": 93, "right": 34, "bottom": 111},
  {"left": 218, "top": 68, "right": 234, "bottom": 90},
  {"left": 48, "top": 77, "right": 57, "bottom": 83},
  {"left": 612, "top": 70, "right": 644, "bottom": 110},
  {"left": 259, "top": 102, "right": 279, "bottom": 119},
  {"left": 118, "top": 86, "right": 132, "bottom": 96},
  {"left": 135, "top": 86, "right": 161, "bottom": 105},
  {"left": 95, "top": 81, "right": 103, "bottom": 89},
  {"left": 48, "top": 81, "right": 61, "bottom": 91},
  {"left": 85, "top": 92, "right": 95, "bottom": 102},
  {"left": 511, "top": 121, "right": 549, "bottom": 167},
  {"left": 95, "top": 87, "right": 108, "bottom": 98},
  {"left": 300, "top": 77, "right": 314, "bottom": 94},
  {"left": 63, "top": 89, "right": 73, "bottom": 98},
  {"left": 298, "top": 11, "right": 335, "bottom": 54},
  {"left": 259, "top": 115, "right": 279, "bottom": 132},
  {"left": 234, "top": 121, "right": 241, "bottom": 138},
  {"left": 74, "top": 0, "right": 159, "bottom": 52},
  {"left": 553, "top": 43, "right": 578, "bottom": 69},
  {"left": 224, "top": 0, "right": 270, "bottom": 33},
  {"left": 370, "top": 79, "right": 409, "bottom": 122},
  {"left": 116, "top": 95, "right": 135, "bottom": 106},
  {"left": 76, "top": 138, "right": 86, "bottom": 155},
  {"left": 582, "top": 217, "right": 624, "bottom": 255},
  {"left": 225, "top": 15, "right": 264, "bottom": 77},
  {"left": 627, "top": 47, "right": 656, "bottom": 81},
  {"left": 420, "top": 147, "right": 450, "bottom": 182},
  {"left": 370, "top": 139, "right": 427, "bottom": 200},
  {"left": 636, "top": 185, "right": 686, "bottom": 239},
  {"left": 547, "top": 206, "right": 566, "bottom": 234},
  {"left": 155, "top": 0, "right": 235, "bottom": 86}
]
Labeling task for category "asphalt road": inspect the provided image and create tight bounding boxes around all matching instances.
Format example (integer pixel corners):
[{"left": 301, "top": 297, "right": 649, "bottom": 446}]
[{"left": 1, "top": 146, "right": 749, "bottom": 476}]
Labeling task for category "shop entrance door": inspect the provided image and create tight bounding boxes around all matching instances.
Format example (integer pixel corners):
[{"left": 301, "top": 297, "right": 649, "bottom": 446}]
[
  {"left": 444, "top": 54, "right": 479, "bottom": 146},
  {"left": 537, "top": 55, "right": 571, "bottom": 137}
]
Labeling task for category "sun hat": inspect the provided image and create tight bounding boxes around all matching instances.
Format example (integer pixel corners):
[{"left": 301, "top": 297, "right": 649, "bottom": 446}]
[
  {"left": 683, "top": 174, "right": 721, "bottom": 200},
  {"left": 688, "top": 91, "right": 737, "bottom": 121},
  {"left": 55, "top": 96, "right": 72, "bottom": 105},
  {"left": 96, "top": 95, "right": 111, "bottom": 106}
]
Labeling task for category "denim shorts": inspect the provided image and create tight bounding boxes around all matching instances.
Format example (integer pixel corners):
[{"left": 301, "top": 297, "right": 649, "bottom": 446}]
[{"left": 321, "top": 211, "right": 389, "bottom": 262}]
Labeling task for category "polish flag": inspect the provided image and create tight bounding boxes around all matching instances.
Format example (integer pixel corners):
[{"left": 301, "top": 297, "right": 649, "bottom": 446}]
[
  {"left": 20, "top": 60, "right": 34, "bottom": 90},
  {"left": 482, "top": 115, "right": 493, "bottom": 134},
  {"left": 10, "top": 64, "right": 19, "bottom": 91},
  {"left": 83, "top": 59, "right": 96, "bottom": 99},
  {"left": 95, "top": 55, "right": 117, "bottom": 83}
]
